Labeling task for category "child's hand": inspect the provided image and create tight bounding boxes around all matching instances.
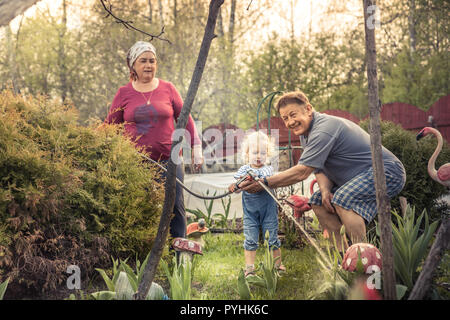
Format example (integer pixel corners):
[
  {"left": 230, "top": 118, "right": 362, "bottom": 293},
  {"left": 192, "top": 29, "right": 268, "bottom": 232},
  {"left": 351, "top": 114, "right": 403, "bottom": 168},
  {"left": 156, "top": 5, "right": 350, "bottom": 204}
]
[{"left": 228, "top": 183, "right": 242, "bottom": 194}]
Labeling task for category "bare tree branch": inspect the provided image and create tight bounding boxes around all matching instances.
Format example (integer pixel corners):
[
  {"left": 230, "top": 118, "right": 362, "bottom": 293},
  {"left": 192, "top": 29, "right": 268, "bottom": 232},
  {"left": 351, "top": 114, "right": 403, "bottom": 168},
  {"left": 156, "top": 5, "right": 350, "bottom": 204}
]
[
  {"left": 99, "top": 0, "right": 171, "bottom": 43},
  {"left": 247, "top": 0, "right": 253, "bottom": 11}
]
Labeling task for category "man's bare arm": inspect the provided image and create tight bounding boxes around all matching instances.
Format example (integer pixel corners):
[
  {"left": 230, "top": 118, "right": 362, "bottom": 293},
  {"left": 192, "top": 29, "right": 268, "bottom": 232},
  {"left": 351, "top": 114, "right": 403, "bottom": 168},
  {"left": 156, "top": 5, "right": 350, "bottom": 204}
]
[
  {"left": 315, "top": 171, "right": 334, "bottom": 193},
  {"left": 266, "top": 164, "right": 315, "bottom": 188}
]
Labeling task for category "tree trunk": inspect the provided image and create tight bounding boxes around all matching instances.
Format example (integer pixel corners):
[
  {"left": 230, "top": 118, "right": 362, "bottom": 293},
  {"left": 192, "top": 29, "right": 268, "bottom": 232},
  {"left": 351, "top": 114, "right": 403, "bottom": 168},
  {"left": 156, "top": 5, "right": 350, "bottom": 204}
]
[
  {"left": 148, "top": 0, "right": 153, "bottom": 23},
  {"left": 158, "top": 0, "right": 164, "bottom": 27},
  {"left": 408, "top": 0, "right": 416, "bottom": 53},
  {"left": 228, "top": 0, "right": 236, "bottom": 49},
  {"left": 408, "top": 218, "right": 450, "bottom": 300},
  {"left": 0, "top": 0, "right": 40, "bottom": 27},
  {"left": 363, "top": 0, "right": 397, "bottom": 300},
  {"left": 217, "top": 7, "right": 224, "bottom": 38},
  {"left": 58, "top": 0, "right": 68, "bottom": 103},
  {"left": 134, "top": 0, "right": 225, "bottom": 300},
  {"left": 173, "top": 0, "right": 177, "bottom": 21},
  {"left": 290, "top": 0, "right": 295, "bottom": 44},
  {"left": 6, "top": 25, "right": 21, "bottom": 93}
]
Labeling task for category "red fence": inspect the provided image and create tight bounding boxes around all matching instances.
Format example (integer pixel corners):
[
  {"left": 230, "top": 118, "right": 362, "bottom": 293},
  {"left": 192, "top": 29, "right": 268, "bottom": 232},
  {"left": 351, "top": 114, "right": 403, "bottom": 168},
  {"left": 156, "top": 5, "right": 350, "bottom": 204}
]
[
  {"left": 380, "top": 95, "right": 450, "bottom": 143},
  {"left": 322, "top": 95, "right": 450, "bottom": 143},
  {"left": 202, "top": 95, "right": 450, "bottom": 164}
]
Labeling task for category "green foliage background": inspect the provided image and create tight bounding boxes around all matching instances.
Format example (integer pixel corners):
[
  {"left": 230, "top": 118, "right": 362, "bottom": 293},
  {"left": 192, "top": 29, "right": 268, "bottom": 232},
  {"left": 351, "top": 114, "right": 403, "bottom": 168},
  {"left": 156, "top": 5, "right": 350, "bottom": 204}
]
[
  {"left": 0, "top": 90, "right": 165, "bottom": 298},
  {"left": 359, "top": 120, "right": 450, "bottom": 219},
  {"left": 0, "top": 0, "right": 447, "bottom": 129}
]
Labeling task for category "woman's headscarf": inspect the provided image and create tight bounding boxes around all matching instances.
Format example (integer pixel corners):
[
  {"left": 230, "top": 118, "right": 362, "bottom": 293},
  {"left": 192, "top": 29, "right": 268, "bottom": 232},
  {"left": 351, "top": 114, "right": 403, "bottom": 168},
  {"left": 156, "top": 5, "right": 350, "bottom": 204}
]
[{"left": 126, "top": 41, "right": 157, "bottom": 70}]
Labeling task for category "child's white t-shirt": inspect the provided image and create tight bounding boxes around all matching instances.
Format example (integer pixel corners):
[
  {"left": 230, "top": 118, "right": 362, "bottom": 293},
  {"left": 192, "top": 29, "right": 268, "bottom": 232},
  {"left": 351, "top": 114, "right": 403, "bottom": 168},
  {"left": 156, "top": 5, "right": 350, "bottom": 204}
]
[{"left": 233, "top": 164, "right": 274, "bottom": 180}]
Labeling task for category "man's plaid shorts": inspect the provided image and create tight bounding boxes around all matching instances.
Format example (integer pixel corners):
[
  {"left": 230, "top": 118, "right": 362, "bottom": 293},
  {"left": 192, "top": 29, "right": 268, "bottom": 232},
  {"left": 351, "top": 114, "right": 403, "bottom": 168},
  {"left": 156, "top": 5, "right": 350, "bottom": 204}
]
[{"left": 309, "top": 166, "right": 406, "bottom": 223}]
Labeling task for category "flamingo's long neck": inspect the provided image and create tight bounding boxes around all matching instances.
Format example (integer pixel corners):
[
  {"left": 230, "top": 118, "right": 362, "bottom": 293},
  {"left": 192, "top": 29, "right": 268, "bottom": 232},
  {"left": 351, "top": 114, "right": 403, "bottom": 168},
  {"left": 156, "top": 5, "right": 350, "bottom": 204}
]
[{"left": 427, "top": 127, "right": 443, "bottom": 183}]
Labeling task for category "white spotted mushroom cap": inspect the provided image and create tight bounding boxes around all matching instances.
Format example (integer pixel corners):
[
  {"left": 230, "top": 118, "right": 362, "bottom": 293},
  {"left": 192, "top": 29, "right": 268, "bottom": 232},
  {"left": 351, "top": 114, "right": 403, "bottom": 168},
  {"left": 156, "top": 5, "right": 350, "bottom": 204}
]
[
  {"left": 342, "top": 243, "right": 382, "bottom": 273},
  {"left": 172, "top": 237, "right": 203, "bottom": 255}
]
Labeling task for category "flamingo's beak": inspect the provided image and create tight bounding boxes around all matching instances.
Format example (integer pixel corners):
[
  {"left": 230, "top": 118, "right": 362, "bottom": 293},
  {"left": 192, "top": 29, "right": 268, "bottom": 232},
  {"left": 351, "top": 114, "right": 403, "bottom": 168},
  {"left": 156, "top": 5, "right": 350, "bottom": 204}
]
[{"left": 416, "top": 130, "right": 425, "bottom": 141}]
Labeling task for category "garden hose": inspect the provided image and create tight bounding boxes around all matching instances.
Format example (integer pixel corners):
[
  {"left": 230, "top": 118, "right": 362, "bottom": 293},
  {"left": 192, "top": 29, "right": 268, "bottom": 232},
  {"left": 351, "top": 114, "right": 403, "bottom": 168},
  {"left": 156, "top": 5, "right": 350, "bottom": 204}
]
[
  {"left": 140, "top": 153, "right": 232, "bottom": 200},
  {"left": 143, "top": 153, "right": 331, "bottom": 266},
  {"left": 253, "top": 177, "right": 332, "bottom": 268}
]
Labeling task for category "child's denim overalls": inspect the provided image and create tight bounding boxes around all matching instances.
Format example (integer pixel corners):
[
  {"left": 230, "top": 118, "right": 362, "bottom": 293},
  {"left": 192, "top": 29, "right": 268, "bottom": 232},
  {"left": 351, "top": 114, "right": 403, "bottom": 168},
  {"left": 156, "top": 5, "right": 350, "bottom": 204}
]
[{"left": 242, "top": 189, "right": 280, "bottom": 251}]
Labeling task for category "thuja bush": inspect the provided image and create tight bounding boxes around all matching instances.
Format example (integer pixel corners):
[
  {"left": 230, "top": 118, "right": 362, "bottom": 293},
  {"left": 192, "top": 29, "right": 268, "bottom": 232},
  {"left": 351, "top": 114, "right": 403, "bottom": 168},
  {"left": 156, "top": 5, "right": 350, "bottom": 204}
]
[
  {"left": 0, "top": 90, "right": 165, "bottom": 298},
  {"left": 359, "top": 119, "right": 450, "bottom": 220}
]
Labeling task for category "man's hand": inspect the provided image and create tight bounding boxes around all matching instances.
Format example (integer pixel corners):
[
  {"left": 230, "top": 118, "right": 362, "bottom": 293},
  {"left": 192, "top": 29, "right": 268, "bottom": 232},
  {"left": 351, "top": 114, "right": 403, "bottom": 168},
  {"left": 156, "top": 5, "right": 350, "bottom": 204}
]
[
  {"left": 314, "top": 172, "right": 336, "bottom": 214},
  {"left": 240, "top": 179, "right": 263, "bottom": 193},
  {"left": 321, "top": 190, "right": 336, "bottom": 214}
]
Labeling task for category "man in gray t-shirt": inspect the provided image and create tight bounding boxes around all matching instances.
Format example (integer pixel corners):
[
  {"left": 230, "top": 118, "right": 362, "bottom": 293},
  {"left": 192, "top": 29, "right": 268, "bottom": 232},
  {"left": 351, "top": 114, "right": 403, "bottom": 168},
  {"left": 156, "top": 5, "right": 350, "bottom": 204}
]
[
  {"left": 240, "top": 91, "right": 406, "bottom": 252},
  {"left": 299, "top": 111, "right": 403, "bottom": 187}
]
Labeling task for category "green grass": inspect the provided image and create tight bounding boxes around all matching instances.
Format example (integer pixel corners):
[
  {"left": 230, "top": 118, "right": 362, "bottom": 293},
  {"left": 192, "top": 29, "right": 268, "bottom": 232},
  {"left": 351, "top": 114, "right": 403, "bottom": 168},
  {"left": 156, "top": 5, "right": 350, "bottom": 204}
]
[{"left": 189, "top": 232, "right": 321, "bottom": 300}]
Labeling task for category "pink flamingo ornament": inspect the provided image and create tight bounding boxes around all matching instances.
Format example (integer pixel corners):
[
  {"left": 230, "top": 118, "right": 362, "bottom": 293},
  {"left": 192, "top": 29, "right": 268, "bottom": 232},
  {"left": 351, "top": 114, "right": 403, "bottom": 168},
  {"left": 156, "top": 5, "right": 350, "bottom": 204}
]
[{"left": 416, "top": 127, "right": 450, "bottom": 188}]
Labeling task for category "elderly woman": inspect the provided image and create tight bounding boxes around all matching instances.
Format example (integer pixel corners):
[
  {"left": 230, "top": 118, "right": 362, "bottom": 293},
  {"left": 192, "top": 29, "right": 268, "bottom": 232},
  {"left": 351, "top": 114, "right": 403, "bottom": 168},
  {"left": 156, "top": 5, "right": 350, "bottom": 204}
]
[
  {"left": 104, "top": 41, "right": 203, "bottom": 240},
  {"left": 240, "top": 91, "right": 406, "bottom": 252}
]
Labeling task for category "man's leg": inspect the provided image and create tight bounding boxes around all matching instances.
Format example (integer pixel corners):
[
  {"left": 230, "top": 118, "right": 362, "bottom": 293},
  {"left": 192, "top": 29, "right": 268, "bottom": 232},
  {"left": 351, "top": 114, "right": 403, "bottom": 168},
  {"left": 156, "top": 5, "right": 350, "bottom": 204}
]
[
  {"left": 311, "top": 204, "right": 347, "bottom": 252},
  {"left": 334, "top": 205, "right": 366, "bottom": 245}
]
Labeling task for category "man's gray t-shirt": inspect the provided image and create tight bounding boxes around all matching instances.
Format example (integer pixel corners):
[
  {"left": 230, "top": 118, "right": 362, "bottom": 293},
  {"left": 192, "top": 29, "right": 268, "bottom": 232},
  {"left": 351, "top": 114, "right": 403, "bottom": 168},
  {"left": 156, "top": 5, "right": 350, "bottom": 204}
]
[{"left": 298, "top": 112, "right": 404, "bottom": 187}]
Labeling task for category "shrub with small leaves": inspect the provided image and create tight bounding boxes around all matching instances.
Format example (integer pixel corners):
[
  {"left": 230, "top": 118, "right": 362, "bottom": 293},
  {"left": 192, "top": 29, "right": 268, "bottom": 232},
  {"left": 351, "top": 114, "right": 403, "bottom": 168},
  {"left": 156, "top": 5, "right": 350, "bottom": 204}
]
[
  {"left": 359, "top": 119, "right": 450, "bottom": 221},
  {"left": 0, "top": 90, "right": 165, "bottom": 298}
]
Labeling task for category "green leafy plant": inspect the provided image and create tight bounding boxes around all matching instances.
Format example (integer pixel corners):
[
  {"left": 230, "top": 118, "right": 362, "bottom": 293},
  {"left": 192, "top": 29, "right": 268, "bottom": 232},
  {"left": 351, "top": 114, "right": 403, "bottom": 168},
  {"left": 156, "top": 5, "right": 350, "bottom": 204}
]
[
  {"left": 161, "top": 257, "right": 192, "bottom": 300},
  {"left": 309, "top": 230, "right": 361, "bottom": 300},
  {"left": 91, "top": 252, "right": 166, "bottom": 300},
  {"left": 260, "top": 230, "right": 279, "bottom": 297},
  {"left": 237, "top": 268, "right": 252, "bottom": 300},
  {"left": 212, "top": 195, "right": 232, "bottom": 229},
  {"left": 386, "top": 205, "right": 439, "bottom": 293},
  {"left": 244, "top": 231, "right": 281, "bottom": 299},
  {"left": 186, "top": 189, "right": 221, "bottom": 227},
  {"left": 0, "top": 278, "right": 9, "bottom": 300}
]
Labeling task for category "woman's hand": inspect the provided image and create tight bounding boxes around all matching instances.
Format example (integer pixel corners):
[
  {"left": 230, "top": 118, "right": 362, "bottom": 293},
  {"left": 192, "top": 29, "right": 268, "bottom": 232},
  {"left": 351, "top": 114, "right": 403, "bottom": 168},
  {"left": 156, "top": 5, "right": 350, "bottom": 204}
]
[{"left": 192, "top": 145, "right": 204, "bottom": 173}]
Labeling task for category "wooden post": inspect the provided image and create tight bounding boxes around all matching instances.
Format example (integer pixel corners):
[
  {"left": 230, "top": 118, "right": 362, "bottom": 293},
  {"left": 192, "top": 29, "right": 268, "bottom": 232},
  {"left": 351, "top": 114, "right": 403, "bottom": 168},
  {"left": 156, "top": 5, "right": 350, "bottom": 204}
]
[
  {"left": 363, "top": 0, "right": 397, "bottom": 300},
  {"left": 408, "top": 218, "right": 450, "bottom": 300},
  {"left": 134, "top": 0, "right": 224, "bottom": 300}
]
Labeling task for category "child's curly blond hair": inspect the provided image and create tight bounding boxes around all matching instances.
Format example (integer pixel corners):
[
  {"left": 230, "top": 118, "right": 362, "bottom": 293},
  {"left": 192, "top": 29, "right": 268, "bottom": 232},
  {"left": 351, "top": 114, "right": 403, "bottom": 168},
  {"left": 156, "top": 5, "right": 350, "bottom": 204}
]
[{"left": 240, "top": 131, "right": 276, "bottom": 165}]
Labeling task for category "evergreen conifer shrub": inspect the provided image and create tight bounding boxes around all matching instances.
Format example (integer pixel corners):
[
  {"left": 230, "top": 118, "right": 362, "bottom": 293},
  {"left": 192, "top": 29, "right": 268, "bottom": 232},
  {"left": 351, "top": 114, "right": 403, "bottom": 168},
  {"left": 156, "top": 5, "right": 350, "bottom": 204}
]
[{"left": 0, "top": 90, "right": 165, "bottom": 298}]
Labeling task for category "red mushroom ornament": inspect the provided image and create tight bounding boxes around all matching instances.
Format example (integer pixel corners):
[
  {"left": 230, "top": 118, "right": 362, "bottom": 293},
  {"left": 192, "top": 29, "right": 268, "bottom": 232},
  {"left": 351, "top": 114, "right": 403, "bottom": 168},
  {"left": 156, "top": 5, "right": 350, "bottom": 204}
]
[
  {"left": 186, "top": 218, "right": 209, "bottom": 246},
  {"left": 342, "top": 243, "right": 382, "bottom": 273},
  {"left": 172, "top": 237, "right": 203, "bottom": 265}
]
